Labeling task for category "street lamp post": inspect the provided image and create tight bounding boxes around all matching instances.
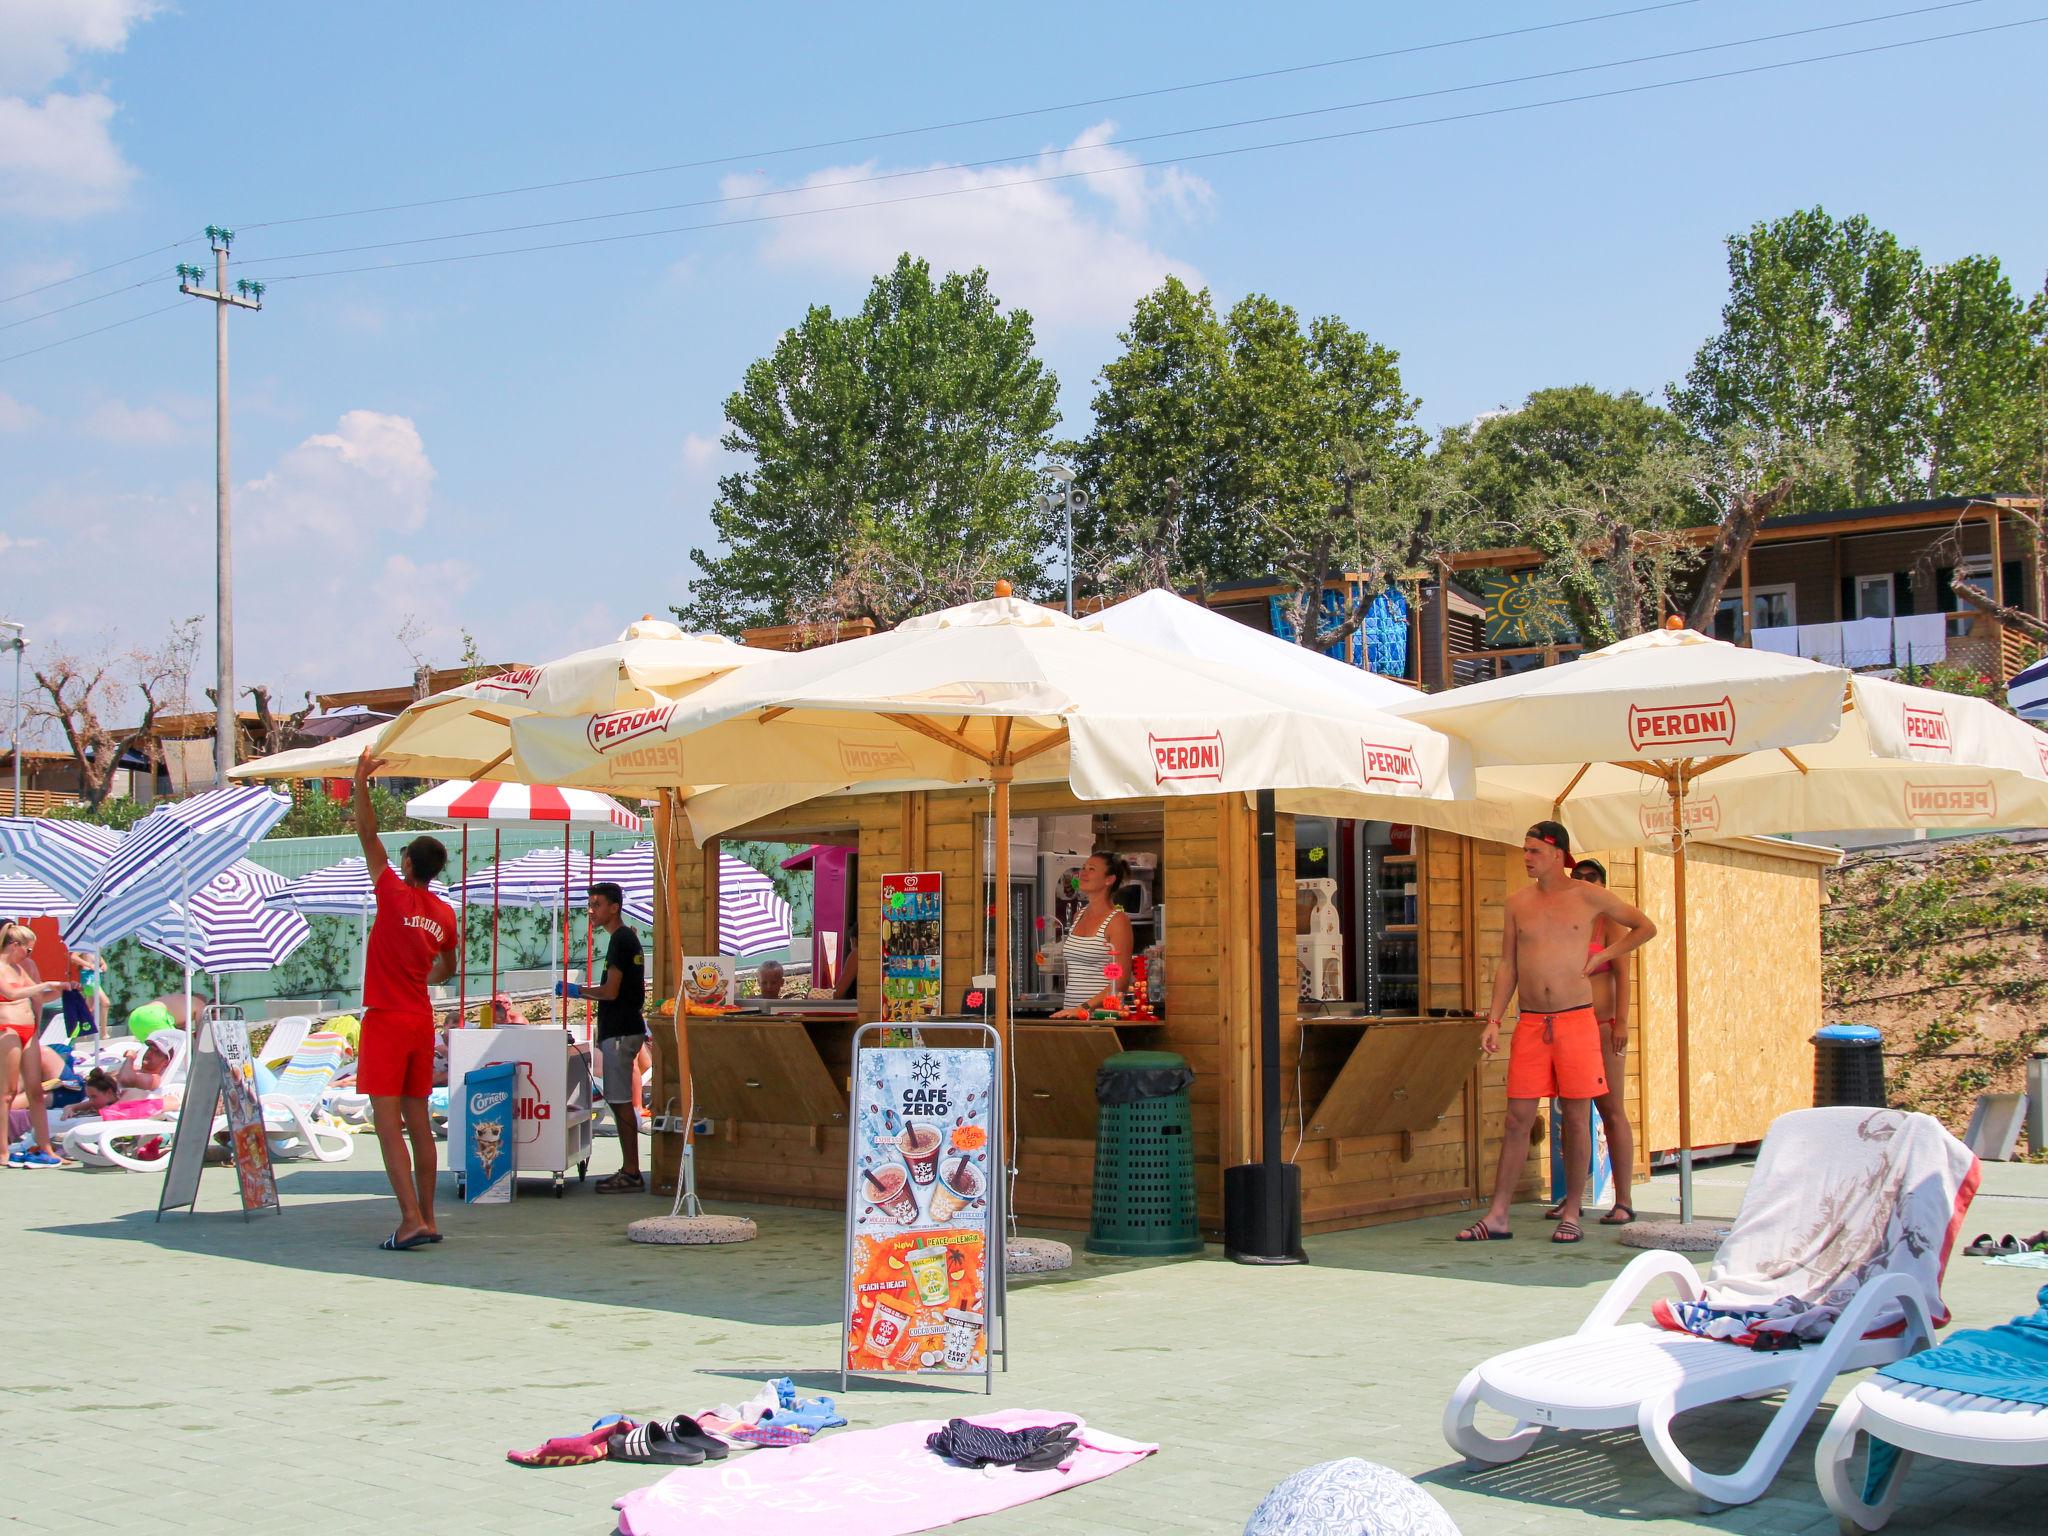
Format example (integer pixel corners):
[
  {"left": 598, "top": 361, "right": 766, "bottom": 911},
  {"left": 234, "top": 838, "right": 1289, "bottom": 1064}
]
[
  {"left": 1038, "top": 465, "right": 1087, "bottom": 617},
  {"left": 2, "top": 620, "right": 24, "bottom": 817}
]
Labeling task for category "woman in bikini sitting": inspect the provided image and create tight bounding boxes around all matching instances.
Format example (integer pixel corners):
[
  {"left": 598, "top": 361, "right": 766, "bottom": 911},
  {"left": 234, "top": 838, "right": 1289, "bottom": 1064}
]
[
  {"left": 1549, "top": 860, "right": 1634, "bottom": 1225},
  {"left": 1050, "top": 853, "right": 1133, "bottom": 1019},
  {"left": 0, "top": 923, "right": 68, "bottom": 1168}
]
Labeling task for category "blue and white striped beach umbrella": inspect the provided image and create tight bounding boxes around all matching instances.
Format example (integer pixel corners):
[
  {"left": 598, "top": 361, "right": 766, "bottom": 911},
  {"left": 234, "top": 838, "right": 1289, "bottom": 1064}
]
[
  {"left": 0, "top": 817, "right": 191, "bottom": 953},
  {"left": 456, "top": 846, "right": 596, "bottom": 909},
  {"left": 142, "top": 860, "right": 311, "bottom": 974},
  {"left": 2009, "top": 654, "right": 2048, "bottom": 721},
  {"left": 0, "top": 872, "right": 74, "bottom": 921},
  {"left": 0, "top": 817, "right": 122, "bottom": 894},
  {"left": 64, "top": 786, "right": 292, "bottom": 952},
  {"left": 264, "top": 855, "right": 452, "bottom": 914},
  {"left": 716, "top": 852, "right": 792, "bottom": 956}
]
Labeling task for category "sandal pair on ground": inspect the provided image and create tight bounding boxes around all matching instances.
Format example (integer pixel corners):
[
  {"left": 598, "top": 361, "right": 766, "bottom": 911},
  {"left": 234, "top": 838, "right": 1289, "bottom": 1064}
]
[
  {"left": 1456, "top": 1202, "right": 1634, "bottom": 1245},
  {"left": 377, "top": 1229, "right": 444, "bottom": 1251},
  {"left": 509, "top": 1415, "right": 728, "bottom": 1468},
  {"left": 1963, "top": 1229, "right": 2048, "bottom": 1256}
]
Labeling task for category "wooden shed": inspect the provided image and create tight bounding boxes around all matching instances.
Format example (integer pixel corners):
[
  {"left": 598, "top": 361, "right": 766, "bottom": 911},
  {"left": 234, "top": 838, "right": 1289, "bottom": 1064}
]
[{"left": 645, "top": 788, "right": 1835, "bottom": 1236}]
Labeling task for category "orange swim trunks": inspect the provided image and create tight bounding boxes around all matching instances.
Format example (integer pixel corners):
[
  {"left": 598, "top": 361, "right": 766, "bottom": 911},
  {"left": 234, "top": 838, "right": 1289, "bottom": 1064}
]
[{"left": 1507, "top": 1004, "right": 1607, "bottom": 1100}]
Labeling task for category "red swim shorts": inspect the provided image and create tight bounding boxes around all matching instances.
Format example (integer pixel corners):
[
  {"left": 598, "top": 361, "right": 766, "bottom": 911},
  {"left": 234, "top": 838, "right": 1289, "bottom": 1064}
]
[
  {"left": 355, "top": 1010, "right": 435, "bottom": 1099},
  {"left": 1506, "top": 1005, "right": 1607, "bottom": 1100}
]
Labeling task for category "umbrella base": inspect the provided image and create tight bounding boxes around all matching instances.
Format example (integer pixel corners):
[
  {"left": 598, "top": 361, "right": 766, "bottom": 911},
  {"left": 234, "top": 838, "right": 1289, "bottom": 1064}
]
[
  {"left": 626, "top": 1214, "right": 758, "bottom": 1246},
  {"left": 1223, "top": 1161, "right": 1307, "bottom": 1264},
  {"left": 1005, "top": 1238, "right": 1073, "bottom": 1274},
  {"left": 1619, "top": 1218, "right": 1730, "bottom": 1253}
]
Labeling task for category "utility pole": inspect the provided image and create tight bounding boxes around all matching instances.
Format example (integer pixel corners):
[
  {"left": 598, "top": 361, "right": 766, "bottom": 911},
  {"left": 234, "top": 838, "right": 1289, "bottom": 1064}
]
[
  {"left": 2, "top": 619, "right": 23, "bottom": 816},
  {"left": 177, "top": 227, "right": 263, "bottom": 788}
]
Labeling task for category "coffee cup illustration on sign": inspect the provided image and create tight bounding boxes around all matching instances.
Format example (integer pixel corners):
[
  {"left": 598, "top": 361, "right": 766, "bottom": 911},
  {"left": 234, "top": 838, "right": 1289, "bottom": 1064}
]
[
  {"left": 861, "top": 1164, "right": 921, "bottom": 1224},
  {"left": 899, "top": 1121, "right": 943, "bottom": 1185},
  {"left": 927, "top": 1155, "right": 983, "bottom": 1222}
]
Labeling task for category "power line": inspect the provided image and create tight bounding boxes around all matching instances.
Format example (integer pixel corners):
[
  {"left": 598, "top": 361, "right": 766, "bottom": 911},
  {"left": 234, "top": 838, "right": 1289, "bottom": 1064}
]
[
  {"left": 229, "top": 2, "right": 1990, "bottom": 276},
  {"left": 233, "top": 1, "right": 1702, "bottom": 233},
  {"left": 0, "top": 275, "right": 163, "bottom": 334},
  {"left": 0, "top": 302, "right": 186, "bottom": 366},
  {"left": 0, "top": 236, "right": 203, "bottom": 309},
  {"left": 248, "top": 16, "right": 2046, "bottom": 290},
  {"left": 7, "top": 11, "right": 2036, "bottom": 367}
]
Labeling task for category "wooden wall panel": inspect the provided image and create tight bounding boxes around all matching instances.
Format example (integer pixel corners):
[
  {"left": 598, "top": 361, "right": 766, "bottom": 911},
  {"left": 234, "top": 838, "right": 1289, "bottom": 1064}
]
[{"left": 1637, "top": 841, "right": 1825, "bottom": 1153}]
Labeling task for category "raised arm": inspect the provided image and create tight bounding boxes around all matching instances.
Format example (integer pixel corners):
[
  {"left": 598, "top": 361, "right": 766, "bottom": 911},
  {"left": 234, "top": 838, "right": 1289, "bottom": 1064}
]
[
  {"left": 1582, "top": 886, "right": 1656, "bottom": 973},
  {"left": 354, "top": 749, "right": 389, "bottom": 880},
  {"left": 1481, "top": 901, "right": 1519, "bottom": 1055}
]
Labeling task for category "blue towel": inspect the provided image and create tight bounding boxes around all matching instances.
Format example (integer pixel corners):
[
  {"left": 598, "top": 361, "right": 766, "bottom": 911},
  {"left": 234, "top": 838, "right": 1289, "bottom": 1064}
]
[
  {"left": 1878, "top": 1284, "right": 2048, "bottom": 1405},
  {"left": 1866, "top": 1284, "right": 2048, "bottom": 1502}
]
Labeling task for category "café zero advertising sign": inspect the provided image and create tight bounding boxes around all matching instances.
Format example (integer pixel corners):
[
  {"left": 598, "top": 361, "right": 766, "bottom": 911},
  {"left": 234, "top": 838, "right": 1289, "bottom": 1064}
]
[{"left": 844, "top": 1036, "right": 999, "bottom": 1386}]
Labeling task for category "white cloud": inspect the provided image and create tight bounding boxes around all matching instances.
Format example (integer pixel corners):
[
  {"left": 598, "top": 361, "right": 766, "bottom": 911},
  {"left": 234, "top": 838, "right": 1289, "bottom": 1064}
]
[
  {"left": 243, "top": 409, "right": 437, "bottom": 549},
  {"left": 0, "top": 1, "right": 157, "bottom": 219},
  {"left": 0, "top": 1, "right": 159, "bottom": 93},
  {"left": 0, "top": 532, "right": 48, "bottom": 557},
  {"left": 728, "top": 121, "right": 1213, "bottom": 330},
  {"left": 679, "top": 431, "right": 722, "bottom": 473},
  {"left": 82, "top": 396, "right": 186, "bottom": 446},
  {"left": 0, "top": 391, "right": 45, "bottom": 432}
]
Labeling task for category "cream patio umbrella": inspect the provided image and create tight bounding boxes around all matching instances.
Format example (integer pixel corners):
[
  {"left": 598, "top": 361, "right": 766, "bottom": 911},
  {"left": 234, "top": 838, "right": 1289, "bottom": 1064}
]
[
  {"left": 233, "top": 617, "right": 771, "bottom": 787},
  {"left": 510, "top": 587, "right": 1474, "bottom": 1252},
  {"left": 1399, "top": 617, "right": 2048, "bottom": 1225}
]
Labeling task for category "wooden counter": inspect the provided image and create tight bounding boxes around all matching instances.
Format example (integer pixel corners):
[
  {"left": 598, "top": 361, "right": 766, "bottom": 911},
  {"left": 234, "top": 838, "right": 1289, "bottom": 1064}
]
[{"left": 1292, "top": 1015, "right": 1487, "bottom": 1141}]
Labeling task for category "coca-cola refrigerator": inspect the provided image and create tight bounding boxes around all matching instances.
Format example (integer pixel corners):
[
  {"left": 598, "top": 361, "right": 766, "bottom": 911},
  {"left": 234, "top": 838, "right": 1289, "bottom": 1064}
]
[{"left": 446, "top": 1025, "right": 594, "bottom": 1197}]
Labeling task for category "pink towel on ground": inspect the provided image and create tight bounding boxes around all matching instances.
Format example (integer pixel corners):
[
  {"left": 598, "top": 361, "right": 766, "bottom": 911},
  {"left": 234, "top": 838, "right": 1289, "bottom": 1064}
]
[{"left": 613, "top": 1409, "right": 1156, "bottom": 1536}]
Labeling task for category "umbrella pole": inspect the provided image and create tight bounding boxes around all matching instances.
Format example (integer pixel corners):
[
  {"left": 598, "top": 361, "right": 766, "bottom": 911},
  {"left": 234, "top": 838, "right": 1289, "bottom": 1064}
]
[
  {"left": 659, "top": 789, "right": 695, "bottom": 1207},
  {"left": 993, "top": 765, "right": 1013, "bottom": 1165},
  {"left": 558, "top": 829, "right": 568, "bottom": 1029},
  {"left": 181, "top": 845, "right": 193, "bottom": 1037},
  {"left": 585, "top": 829, "right": 594, "bottom": 1043},
  {"left": 1670, "top": 771, "right": 1695, "bottom": 1226},
  {"left": 491, "top": 830, "right": 500, "bottom": 1008}
]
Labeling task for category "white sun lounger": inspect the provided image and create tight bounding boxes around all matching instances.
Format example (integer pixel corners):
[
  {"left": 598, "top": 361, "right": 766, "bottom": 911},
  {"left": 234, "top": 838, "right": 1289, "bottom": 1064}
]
[
  {"left": 1443, "top": 1250, "right": 1939, "bottom": 1511},
  {"left": 1817, "top": 1376, "right": 2048, "bottom": 1530}
]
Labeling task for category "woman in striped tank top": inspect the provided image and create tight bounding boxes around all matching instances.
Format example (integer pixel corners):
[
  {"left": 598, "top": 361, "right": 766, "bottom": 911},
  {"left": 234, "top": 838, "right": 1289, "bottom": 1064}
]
[{"left": 1052, "top": 852, "right": 1134, "bottom": 1017}]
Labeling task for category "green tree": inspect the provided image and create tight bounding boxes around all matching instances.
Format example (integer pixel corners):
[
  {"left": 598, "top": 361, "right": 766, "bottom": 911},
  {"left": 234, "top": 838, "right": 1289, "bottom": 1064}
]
[
  {"left": 1074, "top": 281, "right": 1449, "bottom": 652},
  {"left": 1439, "top": 386, "right": 1705, "bottom": 644},
  {"left": 677, "top": 255, "right": 1060, "bottom": 633},
  {"left": 1067, "top": 277, "right": 1236, "bottom": 595},
  {"left": 1672, "top": 207, "right": 2047, "bottom": 506}
]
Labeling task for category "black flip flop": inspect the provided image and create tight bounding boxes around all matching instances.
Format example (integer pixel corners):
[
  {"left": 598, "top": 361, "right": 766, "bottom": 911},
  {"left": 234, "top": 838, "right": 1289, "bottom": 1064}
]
[
  {"left": 1456, "top": 1221, "right": 1512, "bottom": 1241},
  {"left": 1964, "top": 1232, "right": 1998, "bottom": 1256},
  {"left": 665, "top": 1414, "right": 730, "bottom": 1461},
  {"left": 1552, "top": 1219, "right": 1584, "bottom": 1245},
  {"left": 378, "top": 1230, "right": 432, "bottom": 1252},
  {"left": 1600, "top": 1204, "right": 1636, "bottom": 1226},
  {"left": 610, "top": 1419, "right": 705, "bottom": 1465}
]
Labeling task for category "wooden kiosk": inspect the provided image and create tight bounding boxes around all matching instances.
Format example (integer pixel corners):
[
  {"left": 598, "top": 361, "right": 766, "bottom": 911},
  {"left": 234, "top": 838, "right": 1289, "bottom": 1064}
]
[{"left": 647, "top": 785, "right": 1834, "bottom": 1237}]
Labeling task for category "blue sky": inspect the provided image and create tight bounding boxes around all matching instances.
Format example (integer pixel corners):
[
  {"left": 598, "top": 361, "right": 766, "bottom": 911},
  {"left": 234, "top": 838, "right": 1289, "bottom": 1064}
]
[{"left": 3, "top": 0, "right": 2044, "bottom": 709}]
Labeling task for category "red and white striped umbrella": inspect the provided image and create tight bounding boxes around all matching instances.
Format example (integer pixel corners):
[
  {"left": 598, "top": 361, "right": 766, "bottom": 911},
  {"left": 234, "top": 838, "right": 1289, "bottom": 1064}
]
[{"left": 405, "top": 780, "right": 643, "bottom": 831}]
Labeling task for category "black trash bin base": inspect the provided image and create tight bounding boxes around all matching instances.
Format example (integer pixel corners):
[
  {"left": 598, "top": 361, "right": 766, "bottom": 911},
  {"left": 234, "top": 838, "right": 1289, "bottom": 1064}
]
[{"left": 1223, "top": 1161, "right": 1307, "bottom": 1265}]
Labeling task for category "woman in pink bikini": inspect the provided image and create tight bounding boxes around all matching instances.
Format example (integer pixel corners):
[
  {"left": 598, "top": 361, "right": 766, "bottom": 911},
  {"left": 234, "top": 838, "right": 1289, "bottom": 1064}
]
[
  {"left": 1553, "top": 861, "right": 1634, "bottom": 1225},
  {"left": 1, "top": 923, "right": 67, "bottom": 1168}
]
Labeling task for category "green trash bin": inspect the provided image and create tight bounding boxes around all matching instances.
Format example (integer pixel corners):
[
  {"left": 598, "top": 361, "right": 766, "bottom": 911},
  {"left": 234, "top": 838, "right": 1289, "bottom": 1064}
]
[{"left": 1087, "top": 1050, "right": 1202, "bottom": 1257}]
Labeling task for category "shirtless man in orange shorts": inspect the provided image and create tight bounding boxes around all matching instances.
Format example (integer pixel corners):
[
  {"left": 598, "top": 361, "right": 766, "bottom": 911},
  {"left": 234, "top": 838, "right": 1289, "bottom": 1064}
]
[{"left": 1458, "top": 822, "right": 1656, "bottom": 1245}]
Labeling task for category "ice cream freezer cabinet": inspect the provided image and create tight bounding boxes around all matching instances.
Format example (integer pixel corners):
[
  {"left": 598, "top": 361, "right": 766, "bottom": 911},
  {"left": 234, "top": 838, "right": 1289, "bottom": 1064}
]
[{"left": 446, "top": 1024, "right": 596, "bottom": 1197}]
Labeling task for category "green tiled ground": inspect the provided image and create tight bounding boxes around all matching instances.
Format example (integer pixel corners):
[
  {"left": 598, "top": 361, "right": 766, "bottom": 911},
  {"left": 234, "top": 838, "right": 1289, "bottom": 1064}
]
[{"left": 5, "top": 1147, "right": 2043, "bottom": 1533}]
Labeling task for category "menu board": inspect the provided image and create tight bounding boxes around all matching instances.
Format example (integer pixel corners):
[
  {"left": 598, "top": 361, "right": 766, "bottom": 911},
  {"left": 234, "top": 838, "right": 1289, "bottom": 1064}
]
[
  {"left": 844, "top": 1035, "right": 997, "bottom": 1384},
  {"left": 159, "top": 1009, "right": 278, "bottom": 1220},
  {"left": 879, "top": 871, "right": 943, "bottom": 1023}
]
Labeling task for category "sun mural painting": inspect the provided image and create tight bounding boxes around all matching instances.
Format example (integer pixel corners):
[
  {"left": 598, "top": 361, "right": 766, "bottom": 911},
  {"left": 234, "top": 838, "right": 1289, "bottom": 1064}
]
[{"left": 1480, "top": 571, "right": 1576, "bottom": 648}]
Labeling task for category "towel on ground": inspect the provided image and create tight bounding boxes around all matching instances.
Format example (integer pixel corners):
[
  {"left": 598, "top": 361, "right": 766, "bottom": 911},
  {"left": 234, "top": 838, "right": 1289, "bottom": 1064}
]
[
  {"left": 613, "top": 1409, "right": 1155, "bottom": 1536},
  {"left": 1655, "top": 1107, "right": 1978, "bottom": 1344}
]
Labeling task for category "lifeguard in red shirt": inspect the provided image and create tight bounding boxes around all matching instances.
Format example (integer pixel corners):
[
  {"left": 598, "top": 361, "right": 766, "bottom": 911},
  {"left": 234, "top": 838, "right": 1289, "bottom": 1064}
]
[{"left": 353, "top": 748, "right": 459, "bottom": 1252}]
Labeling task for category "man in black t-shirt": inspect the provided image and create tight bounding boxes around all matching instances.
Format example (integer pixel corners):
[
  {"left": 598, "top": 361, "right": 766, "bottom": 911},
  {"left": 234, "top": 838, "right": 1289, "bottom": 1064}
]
[{"left": 558, "top": 881, "right": 647, "bottom": 1191}]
